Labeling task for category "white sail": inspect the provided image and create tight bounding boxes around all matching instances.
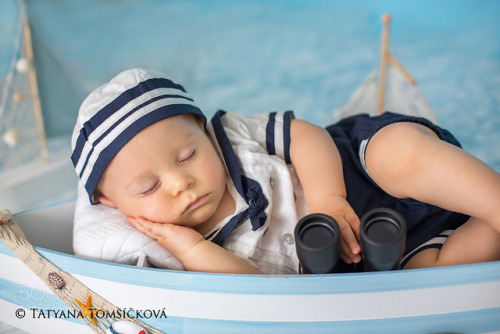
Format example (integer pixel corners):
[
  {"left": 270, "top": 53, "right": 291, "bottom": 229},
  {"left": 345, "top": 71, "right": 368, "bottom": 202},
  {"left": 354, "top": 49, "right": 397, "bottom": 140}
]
[
  {"left": 333, "top": 13, "right": 438, "bottom": 124},
  {"left": 333, "top": 67, "right": 439, "bottom": 124},
  {"left": 387, "top": 65, "right": 438, "bottom": 123},
  {"left": 333, "top": 70, "right": 379, "bottom": 119}
]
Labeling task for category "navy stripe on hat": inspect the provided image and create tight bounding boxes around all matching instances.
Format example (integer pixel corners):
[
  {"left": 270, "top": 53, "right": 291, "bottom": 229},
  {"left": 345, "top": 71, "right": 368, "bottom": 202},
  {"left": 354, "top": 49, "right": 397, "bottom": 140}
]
[
  {"left": 72, "top": 78, "right": 191, "bottom": 166},
  {"left": 71, "top": 70, "right": 206, "bottom": 203}
]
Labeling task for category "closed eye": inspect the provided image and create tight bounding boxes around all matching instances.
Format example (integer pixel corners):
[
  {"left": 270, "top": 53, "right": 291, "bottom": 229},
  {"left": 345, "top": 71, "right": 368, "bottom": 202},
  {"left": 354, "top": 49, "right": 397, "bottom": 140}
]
[
  {"left": 140, "top": 180, "right": 161, "bottom": 196},
  {"left": 179, "top": 149, "right": 196, "bottom": 165}
]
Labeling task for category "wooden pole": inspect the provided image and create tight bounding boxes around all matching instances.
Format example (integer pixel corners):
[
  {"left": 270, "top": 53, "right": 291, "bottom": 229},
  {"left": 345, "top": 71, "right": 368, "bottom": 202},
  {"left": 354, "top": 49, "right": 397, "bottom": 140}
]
[
  {"left": 377, "top": 14, "right": 391, "bottom": 115},
  {"left": 388, "top": 54, "right": 416, "bottom": 85},
  {"left": 22, "top": 11, "right": 49, "bottom": 163}
]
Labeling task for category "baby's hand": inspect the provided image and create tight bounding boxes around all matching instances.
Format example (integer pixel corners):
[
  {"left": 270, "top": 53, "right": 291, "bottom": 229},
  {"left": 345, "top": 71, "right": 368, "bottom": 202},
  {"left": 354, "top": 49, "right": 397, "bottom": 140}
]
[
  {"left": 308, "top": 195, "right": 361, "bottom": 264},
  {"left": 129, "top": 217, "right": 204, "bottom": 260}
]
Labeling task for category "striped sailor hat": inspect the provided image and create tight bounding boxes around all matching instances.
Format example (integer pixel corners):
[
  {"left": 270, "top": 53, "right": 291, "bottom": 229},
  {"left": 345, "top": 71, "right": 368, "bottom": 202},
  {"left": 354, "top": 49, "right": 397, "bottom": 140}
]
[{"left": 71, "top": 68, "right": 206, "bottom": 204}]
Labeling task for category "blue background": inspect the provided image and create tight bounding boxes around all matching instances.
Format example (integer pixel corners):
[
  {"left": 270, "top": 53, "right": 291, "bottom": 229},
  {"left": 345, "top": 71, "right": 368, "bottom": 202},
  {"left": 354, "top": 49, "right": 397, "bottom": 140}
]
[{"left": 1, "top": 0, "right": 499, "bottom": 171}]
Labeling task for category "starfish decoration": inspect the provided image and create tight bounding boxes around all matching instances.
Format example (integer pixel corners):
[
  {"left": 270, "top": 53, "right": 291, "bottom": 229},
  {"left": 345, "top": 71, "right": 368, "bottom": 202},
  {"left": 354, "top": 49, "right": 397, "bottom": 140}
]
[{"left": 75, "top": 295, "right": 98, "bottom": 327}]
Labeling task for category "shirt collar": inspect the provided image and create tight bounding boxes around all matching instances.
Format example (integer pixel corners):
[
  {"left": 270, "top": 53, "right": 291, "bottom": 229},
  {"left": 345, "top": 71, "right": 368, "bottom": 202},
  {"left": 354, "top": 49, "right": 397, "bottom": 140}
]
[{"left": 207, "top": 111, "right": 269, "bottom": 246}]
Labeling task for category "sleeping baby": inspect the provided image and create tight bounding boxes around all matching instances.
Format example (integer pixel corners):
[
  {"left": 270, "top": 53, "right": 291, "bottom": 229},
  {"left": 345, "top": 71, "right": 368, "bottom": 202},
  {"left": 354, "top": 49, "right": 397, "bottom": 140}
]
[{"left": 71, "top": 68, "right": 500, "bottom": 274}]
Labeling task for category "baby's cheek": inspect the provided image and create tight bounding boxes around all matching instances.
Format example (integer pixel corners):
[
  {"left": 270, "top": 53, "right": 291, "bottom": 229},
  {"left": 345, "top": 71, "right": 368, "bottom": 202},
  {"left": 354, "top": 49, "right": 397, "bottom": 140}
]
[
  {"left": 201, "top": 143, "right": 226, "bottom": 176},
  {"left": 141, "top": 200, "right": 176, "bottom": 224}
]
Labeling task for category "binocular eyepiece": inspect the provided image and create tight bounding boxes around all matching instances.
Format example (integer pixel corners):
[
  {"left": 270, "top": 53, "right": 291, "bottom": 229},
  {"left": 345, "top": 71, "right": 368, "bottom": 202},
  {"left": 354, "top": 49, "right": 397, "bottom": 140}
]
[{"left": 295, "top": 208, "right": 406, "bottom": 274}]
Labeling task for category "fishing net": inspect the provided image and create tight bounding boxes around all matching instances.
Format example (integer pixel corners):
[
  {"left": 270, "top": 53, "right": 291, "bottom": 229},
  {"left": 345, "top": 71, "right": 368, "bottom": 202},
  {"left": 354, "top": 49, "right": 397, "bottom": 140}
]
[{"left": 0, "top": 1, "right": 48, "bottom": 171}]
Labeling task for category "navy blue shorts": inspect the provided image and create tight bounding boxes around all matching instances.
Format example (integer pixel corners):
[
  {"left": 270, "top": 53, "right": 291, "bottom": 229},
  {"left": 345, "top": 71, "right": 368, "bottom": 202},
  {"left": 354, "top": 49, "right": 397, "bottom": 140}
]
[{"left": 326, "top": 112, "right": 469, "bottom": 264}]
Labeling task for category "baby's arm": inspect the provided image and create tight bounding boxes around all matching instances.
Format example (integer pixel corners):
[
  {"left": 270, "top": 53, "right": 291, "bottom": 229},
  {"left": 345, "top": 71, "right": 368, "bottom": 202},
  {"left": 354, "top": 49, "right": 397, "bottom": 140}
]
[
  {"left": 289, "top": 119, "right": 361, "bottom": 263},
  {"left": 130, "top": 217, "right": 262, "bottom": 274}
]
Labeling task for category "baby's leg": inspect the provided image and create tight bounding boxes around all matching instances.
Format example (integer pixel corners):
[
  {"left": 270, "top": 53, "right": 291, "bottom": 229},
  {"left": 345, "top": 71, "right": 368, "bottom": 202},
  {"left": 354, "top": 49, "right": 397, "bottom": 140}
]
[
  {"left": 365, "top": 121, "right": 500, "bottom": 268},
  {"left": 403, "top": 217, "right": 500, "bottom": 269}
]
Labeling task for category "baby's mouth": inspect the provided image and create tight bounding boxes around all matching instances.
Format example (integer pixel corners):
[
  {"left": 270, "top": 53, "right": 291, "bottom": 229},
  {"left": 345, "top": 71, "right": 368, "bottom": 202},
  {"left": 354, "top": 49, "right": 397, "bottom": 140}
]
[{"left": 183, "top": 194, "right": 210, "bottom": 214}]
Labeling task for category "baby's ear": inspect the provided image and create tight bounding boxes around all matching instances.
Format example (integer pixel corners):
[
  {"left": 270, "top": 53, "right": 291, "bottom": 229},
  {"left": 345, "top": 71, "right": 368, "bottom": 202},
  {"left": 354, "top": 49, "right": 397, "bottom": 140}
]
[{"left": 96, "top": 194, "right": 117, "bottom": 208}]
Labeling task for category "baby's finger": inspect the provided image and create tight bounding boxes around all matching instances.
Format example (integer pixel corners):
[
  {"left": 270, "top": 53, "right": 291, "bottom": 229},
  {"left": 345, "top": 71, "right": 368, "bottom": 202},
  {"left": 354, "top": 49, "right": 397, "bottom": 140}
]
[
  {"left": 340, "top": 238, "right": 361, "bottom": 264},
  {"left": 129, "top": 217, "right": 156, "bottom": 238},
  {"left": 341, "top": 253, "right": 352, "bottom": 264},
  {"left": 345, "top": 211, "right": 361, "bottom": 239},
  {"left": 340, "top": 239, "right": 353, "bottom": 264},
  {"left": 339, "top": 221, "right": 360, "bottom": 254}
]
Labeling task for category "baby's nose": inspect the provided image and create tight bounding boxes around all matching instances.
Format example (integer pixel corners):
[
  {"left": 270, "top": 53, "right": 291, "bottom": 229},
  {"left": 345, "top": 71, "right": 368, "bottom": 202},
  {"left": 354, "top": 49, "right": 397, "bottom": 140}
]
[{"left": 169, "top": 171, "right": 194, "bottom": 196}]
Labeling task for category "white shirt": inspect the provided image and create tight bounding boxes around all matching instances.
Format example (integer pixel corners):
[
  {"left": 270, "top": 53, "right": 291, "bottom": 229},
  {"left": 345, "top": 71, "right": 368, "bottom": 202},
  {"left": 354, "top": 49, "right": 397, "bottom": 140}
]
[{"left": 206, "top": 111, "right": 308, "bottom": 274}]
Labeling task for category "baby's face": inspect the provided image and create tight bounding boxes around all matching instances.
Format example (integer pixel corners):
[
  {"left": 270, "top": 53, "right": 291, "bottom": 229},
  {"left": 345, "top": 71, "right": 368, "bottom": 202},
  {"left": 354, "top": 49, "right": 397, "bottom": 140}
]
[{"left": 97, "top": 114, "right": 229, "bottom": 231}]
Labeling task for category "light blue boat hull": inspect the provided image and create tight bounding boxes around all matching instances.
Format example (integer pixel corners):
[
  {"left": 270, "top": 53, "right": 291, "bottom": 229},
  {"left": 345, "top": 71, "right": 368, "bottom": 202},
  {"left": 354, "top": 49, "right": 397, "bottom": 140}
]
[{"left": 1, "top": 201, "right": 499, "bottom": 333}]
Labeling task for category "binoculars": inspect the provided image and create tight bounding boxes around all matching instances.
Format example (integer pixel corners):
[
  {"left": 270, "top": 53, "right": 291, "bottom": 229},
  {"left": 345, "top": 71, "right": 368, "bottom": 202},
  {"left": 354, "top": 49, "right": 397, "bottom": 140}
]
[{"left": 295, "top": 208, "right": 406, "bottom": 274}]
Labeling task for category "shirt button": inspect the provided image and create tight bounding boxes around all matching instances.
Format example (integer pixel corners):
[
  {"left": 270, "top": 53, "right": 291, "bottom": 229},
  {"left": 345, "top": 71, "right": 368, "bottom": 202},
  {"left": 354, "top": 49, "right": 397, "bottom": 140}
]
[
  {"left": 269, "top": 177, "right": 275, "bottom": 189},
  {"left": 282, "top": 233, "right": 294, "bottom": 245}
]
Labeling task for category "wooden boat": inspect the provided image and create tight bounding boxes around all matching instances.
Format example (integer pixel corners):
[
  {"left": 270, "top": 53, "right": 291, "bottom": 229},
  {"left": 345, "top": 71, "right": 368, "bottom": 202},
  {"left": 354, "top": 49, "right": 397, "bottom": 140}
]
[
  {"left": 1, "top": 11, "right": 499, "bottom": 334},
  {"left": 1, "top": 201, "right": 499, "bottom": 333}
]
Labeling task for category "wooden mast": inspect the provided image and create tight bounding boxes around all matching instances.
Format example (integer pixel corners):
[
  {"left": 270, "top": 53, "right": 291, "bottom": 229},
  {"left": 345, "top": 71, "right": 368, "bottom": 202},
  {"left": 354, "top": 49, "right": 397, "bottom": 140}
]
[{"left": 377, "top": 14, "right": 391, "bottom": 115}]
